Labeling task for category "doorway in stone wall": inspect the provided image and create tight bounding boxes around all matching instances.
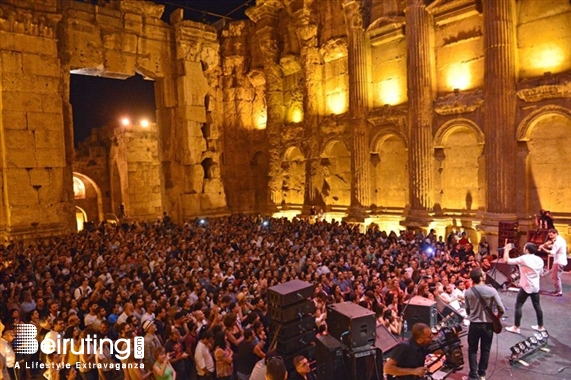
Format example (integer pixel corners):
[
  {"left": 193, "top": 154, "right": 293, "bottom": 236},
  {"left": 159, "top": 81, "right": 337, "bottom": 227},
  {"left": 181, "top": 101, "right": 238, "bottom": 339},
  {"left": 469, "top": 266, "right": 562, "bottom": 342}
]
[{"left": 70, "top": 73, "right": 156, "bottom": 221}]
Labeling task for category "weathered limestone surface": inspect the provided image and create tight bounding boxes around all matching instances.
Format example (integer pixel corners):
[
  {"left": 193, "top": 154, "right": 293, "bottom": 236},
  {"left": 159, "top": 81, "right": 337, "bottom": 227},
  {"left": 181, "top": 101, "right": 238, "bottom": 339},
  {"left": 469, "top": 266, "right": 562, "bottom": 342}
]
[{"left": 1, "top": 0, "right": 571, "bottom": 247}]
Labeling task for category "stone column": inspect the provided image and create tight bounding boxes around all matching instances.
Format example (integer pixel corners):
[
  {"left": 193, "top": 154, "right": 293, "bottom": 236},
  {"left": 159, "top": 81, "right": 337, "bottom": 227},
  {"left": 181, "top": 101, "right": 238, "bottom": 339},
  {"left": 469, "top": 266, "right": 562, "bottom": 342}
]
[
  {"left": 478, "top": 0, "right": 518, "bottom": 249},
  {"left": 342, "top": 0, "right": 371, "bottom": 220},
  {"left": 246, "top": 2, "right": 284, "bottom": 212},
  {"left": 405, "top": 0, "right": 434, "bottom": 225},
  {"left": 291, "top": 4, "right": 323, "bottom": 214},
  {"left": 483, "top": 0, "right": 517, "bottom": 214}
]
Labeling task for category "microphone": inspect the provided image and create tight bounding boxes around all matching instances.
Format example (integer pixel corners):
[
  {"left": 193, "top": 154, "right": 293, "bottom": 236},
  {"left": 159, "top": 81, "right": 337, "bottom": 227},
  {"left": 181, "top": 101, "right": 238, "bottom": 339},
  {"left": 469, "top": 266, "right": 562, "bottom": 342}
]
[{"left": 497, "top": 247, "right": 513, "bottom": 252}]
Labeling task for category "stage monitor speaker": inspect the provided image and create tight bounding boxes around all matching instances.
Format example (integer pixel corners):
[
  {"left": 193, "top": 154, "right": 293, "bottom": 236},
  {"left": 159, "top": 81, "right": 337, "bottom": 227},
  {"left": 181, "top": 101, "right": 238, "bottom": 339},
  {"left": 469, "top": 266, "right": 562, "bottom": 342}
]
[
  {"left": 486, "top": 270, "right": 508, "bottom": 289},
  {"left": 327, "top": 302, "right": 376, "bottom": 348},
  {"left": 490, "top": 260, "right": 514, "bottom": 277},
  {"left": 268, "top": 280, "right": 314, "bottom": 307},
  {"left": 435, "top": 297, "right": 464, "bottom": 326},
  {"left": 403, "top": 296, "right": 437, "bottom": 338},
  {"left": 375, "top": 324, "right": 399, "bottom": 354},
  {"left": 315, "top": 335, "right": 347, "bottom": 380}
]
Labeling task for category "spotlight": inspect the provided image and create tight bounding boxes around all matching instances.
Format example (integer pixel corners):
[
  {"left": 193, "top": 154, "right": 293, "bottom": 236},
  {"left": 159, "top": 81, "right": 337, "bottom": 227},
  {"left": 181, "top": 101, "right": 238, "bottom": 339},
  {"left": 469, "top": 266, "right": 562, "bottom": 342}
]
[
  {"left": 121, "top": 117, "right": 130, "bottom": 126},
  {"left": 140, "top": 119, "right": 149, "bottom": 128},
  {"left": 199, "top": 219, "right": 206, "bottom": 225},
  {"left": 262, "top": 220, "right": 269, "bottom": 227}
]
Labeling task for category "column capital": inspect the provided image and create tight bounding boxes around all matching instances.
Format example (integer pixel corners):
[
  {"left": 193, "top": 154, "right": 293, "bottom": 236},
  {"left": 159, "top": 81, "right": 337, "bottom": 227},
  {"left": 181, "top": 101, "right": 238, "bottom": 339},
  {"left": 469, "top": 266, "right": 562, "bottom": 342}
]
[
  {"left": 245, "top": 0, "right": 281, "bottom": 23},
  {"left": 342, "top": 0, "right": 365, "bottom": 31}
]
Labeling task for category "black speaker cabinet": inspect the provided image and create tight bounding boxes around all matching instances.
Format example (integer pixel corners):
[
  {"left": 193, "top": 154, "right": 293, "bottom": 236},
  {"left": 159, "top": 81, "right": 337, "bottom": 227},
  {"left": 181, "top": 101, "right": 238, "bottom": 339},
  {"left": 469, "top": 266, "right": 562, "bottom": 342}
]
[
  {"left": 269, "top": 299, "right": 315, "bottom": 323},
  {"left": 403, "top": 296, "right": 437, "bottom": 338},
  {"left": 435, "top": 297, "right": 464, "bottom": 326},
  {"left": 276, "top": 330, "right": 317, "bottom": 355},
  {"left": 270, "top": 315, "right": 315, "bottom": 340},
  {"left": 327, "top": 302, "right": 376, "bottom": 348},
  {"left": 315, "top": 335, "right": 347, "bottom": 380},
  {"left": 490, "top": 260, "right": 514, "bottom": 277},
  {"left": 375, "top": 324, "right": 400, "bottom": 354},
  {"left": 268, "top": 280, "right": 314, "bottom": 307},
  {"left": 486, "top": 269, "right": 508, "bottom": 289},
  {"left": 344, "top": 345, "right": 383, "bottom": 380}
]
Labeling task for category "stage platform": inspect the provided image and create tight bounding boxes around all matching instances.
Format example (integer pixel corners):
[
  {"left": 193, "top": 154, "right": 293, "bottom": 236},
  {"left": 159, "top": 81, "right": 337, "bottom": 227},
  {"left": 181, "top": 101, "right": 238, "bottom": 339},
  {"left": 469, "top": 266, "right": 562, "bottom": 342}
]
[{"left": 442, "top": 272, "right": 571, "bottom": 380}]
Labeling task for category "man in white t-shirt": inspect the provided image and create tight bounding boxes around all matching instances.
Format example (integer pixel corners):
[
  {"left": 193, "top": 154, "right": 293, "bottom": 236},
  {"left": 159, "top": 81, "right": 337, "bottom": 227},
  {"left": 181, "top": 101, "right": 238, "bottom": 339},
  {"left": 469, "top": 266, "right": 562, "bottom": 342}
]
[
  {"left": 544, "top": 228, "right": 568, "bottom": 297},
  {"left": 504, "top": 242, "right": 545, "bottom": 334}
]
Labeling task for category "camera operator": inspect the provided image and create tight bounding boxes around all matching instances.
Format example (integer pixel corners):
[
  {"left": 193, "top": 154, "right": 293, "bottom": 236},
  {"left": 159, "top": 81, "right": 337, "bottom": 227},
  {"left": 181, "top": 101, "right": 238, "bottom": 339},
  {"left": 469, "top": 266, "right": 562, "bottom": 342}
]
[
  {"left": 384, "top": 322, "right": 432, "bottom": 379},
  {"left": 464, "top": 267, "right": 505, "bottom": 380}
]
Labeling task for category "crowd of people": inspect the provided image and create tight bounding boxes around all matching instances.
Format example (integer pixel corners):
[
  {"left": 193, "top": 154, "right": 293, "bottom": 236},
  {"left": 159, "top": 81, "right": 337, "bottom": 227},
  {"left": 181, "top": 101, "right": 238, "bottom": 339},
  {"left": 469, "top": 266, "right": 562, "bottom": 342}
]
[{"left": 0, "top": 214, "right": 541, "bottom": 380}]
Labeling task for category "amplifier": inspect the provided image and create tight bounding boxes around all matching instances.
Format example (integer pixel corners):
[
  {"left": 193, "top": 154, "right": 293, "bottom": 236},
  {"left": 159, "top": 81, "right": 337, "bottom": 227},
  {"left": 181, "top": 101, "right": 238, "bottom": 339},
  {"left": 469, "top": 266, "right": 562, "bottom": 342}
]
[
  {"left": 270, "top": 299, "right": 315, "bottom": 323},
  {"left": 327, "top": 302, "right": 376, "bottom": 348},
  {"left": 268, "top": 280, "right": 314, "bottom": 307}
]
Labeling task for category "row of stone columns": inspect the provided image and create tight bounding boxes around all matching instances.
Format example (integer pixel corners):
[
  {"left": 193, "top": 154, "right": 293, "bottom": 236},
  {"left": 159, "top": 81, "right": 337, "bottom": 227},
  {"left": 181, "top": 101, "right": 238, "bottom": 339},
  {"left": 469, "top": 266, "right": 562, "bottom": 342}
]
[{"left": 246, "top": 0, "right": 518, "bottom": 231}]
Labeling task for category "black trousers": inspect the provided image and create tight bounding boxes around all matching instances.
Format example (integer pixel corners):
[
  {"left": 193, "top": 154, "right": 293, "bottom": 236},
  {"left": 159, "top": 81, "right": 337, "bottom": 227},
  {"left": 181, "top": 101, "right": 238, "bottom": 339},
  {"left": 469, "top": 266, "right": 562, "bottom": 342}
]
[
  {"left": 514, "top": 288, "right": 543, "bottom": 327},
  {"left": 468, "top": 322, "right": 494, "bottom": 380}
]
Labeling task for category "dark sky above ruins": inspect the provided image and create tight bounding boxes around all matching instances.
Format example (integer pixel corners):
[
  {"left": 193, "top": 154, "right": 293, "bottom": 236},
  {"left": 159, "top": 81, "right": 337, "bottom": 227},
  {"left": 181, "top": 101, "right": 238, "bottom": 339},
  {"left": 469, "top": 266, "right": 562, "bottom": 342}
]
[{"left": 70, "top": 0, "right": 252, "bottom": 146}]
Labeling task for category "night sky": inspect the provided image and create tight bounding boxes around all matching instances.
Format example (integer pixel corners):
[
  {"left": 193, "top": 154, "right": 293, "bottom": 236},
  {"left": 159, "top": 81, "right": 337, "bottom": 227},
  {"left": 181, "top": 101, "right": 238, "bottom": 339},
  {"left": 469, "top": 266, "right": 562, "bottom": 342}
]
[{"left": 70, "top": 0, "right": 252, "bottom": 146}]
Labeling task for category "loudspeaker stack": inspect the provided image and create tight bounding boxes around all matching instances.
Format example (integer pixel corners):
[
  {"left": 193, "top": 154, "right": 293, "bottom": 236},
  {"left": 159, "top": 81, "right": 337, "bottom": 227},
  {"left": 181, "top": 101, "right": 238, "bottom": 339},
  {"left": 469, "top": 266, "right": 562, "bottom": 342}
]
[
  {"left": 268, "top": 280, "right": 316, "bottom": 362},
  {"left": 315, "top": 302, "right": 382, "bottom": 380}
]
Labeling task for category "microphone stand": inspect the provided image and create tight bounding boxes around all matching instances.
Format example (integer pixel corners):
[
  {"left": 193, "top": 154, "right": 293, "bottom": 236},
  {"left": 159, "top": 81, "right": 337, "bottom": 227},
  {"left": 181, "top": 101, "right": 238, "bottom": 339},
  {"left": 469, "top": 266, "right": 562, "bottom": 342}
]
[{"left": 399, "top": 275, "right": 427, "bottom": 341}]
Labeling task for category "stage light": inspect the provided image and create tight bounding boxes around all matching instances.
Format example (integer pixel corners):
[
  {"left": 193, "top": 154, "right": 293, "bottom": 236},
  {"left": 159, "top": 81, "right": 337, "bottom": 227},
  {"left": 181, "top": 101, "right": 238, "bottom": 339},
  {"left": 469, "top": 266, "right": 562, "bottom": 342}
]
[
  {"left": 121, "top": 117, "right": 130, "bottom": 126},
  {"left": 262, "top": 220, "right": 269, "bottom": 227},
  {"left": 140, "top": 119, "right": 149, "bottom": 128},
  {"left": 199, "top": 219, "right": 206, "bottom": 225}
]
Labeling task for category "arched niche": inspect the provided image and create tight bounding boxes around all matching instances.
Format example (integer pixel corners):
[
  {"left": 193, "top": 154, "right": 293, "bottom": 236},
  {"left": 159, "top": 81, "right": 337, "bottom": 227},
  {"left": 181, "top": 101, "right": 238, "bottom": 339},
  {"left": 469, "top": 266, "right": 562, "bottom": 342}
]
[
  {"left": 320, "top": 139, "right": 351, "bottom": 207},
  {"left": 280, "top": 146, "right": 306, "bottom": 206},
  {"left": 434, "top": 122, "right": 483, "bottom": 212},
  {"left": 519, "top": 111, "right": 571, "bottom": 215},
  {"left": 73, "top": 172, "right": 104, "bottom": 224},
  {"left": 371, "top": 132, "right": 409, "bottom": 210}
]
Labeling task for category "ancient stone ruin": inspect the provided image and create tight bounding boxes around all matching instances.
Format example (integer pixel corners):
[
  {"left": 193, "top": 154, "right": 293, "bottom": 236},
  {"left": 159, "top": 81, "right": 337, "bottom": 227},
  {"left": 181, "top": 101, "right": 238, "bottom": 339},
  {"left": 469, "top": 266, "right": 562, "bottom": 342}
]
[{"left": 1, "top": 0, "right": 571, "bottom": 248}]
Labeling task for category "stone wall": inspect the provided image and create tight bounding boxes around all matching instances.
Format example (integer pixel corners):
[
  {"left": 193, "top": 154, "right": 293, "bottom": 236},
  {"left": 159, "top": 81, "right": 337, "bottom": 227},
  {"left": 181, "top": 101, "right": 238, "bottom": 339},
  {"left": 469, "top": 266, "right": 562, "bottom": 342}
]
[{"left": 1, "top": 0, "right": 571, "bottom": 247}]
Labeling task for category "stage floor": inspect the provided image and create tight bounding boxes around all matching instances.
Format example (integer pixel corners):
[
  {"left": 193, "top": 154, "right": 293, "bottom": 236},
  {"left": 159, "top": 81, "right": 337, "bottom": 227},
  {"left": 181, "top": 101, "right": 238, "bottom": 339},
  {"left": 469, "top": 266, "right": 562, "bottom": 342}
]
[{"left": 444, "top": 272, "right": 571, "bottom": 380}]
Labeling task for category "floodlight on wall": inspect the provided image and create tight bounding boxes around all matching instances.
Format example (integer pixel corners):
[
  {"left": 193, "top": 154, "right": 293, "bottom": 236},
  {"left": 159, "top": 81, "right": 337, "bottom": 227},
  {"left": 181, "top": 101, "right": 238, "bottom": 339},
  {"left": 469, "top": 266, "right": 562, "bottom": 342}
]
[
  {"left": 447, "top": 64, "right": 471, "bottom": 91},
  {"left": 140, "top": 119, "right": 150, "bottom": 128},
  {"left": 327, "top": 91, "right": 347, "bottom": 115},
  {"left": 529, "top": 44, "right": 565, "bottom": 72},
  {"left": 290, "top": 107, "right": 303, "bottom": 123},
  {"left": 121, "top": 117, "right": 131, "bottom": 126},
  {"left": 378, "top": 78, "right": 403, "bottom": 105}
]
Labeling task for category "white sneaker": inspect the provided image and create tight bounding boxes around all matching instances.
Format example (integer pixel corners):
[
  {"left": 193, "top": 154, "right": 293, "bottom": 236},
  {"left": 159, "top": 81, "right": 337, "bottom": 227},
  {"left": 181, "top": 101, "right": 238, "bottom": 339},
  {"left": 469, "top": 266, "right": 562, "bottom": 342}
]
[
  {"left": 531, "top": 325, "right": 545, "bottom": 332},
  {"left": 505, "top": 326, "right": 521, "bottom": 334}
]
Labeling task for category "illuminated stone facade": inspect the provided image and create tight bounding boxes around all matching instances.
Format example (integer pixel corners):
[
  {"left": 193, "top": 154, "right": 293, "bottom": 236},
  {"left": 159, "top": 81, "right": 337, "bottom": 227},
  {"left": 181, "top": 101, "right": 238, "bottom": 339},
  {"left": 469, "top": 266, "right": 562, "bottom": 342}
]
[{"left": 1, "top": 0, "right": 571, "bottom": 248}]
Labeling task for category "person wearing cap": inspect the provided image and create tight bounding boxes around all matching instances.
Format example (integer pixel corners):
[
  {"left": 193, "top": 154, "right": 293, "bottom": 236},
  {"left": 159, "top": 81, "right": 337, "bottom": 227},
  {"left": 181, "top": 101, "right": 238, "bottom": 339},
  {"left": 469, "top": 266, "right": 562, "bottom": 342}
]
[{"left": 143, "top": 319, "right": 162, "bottom": 369}]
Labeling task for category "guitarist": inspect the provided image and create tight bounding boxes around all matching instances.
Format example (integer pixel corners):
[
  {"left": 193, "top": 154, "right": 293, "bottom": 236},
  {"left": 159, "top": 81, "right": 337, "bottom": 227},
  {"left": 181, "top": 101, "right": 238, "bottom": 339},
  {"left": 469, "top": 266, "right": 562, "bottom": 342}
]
[
  {"left": 504, "top": 242, "right": 545, "bottom": 334},
  {"left": 465, "top": 268, "right": 505, "bottom": 380}
]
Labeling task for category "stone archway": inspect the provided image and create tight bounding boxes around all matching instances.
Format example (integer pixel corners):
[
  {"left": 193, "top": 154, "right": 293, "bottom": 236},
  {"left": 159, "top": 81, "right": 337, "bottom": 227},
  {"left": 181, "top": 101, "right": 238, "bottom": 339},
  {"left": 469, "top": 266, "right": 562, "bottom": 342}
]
[
  {"left": 434, "top": 124, "right": 483, "bottom": 212},
  {"left": 73, "top": 172, "right": 104, "bottom": 224},
  {"left": 75, "top": 206, "right": 88, "bottom": 232},
  {"left": 520, "top": 112, "right": 571, "bottom": 216},
  {"left": 320, "top": 140, "right": 351, "bottom": 208},
  {"left": 371, "top": 132, "right": 409, "bottom": 211},
  {"left": 280, "top": 147, "right": 306, "bottom": 207}
]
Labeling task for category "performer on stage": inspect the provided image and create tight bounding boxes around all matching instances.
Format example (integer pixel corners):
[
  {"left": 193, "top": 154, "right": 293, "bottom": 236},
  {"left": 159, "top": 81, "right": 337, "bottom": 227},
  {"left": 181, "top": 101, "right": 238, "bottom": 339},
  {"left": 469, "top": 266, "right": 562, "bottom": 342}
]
[
  {"left": 540, "top": 228, "right": 567, "bottom": 297},
  {"left": 503, "top": 242, "right": 545, "bottom": 334},
  {"left": 384, "top": 322, "right": 432, "bottom": 380},
  {"left": 464, "top": 268, "right": 505, "bottom": 380}
]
